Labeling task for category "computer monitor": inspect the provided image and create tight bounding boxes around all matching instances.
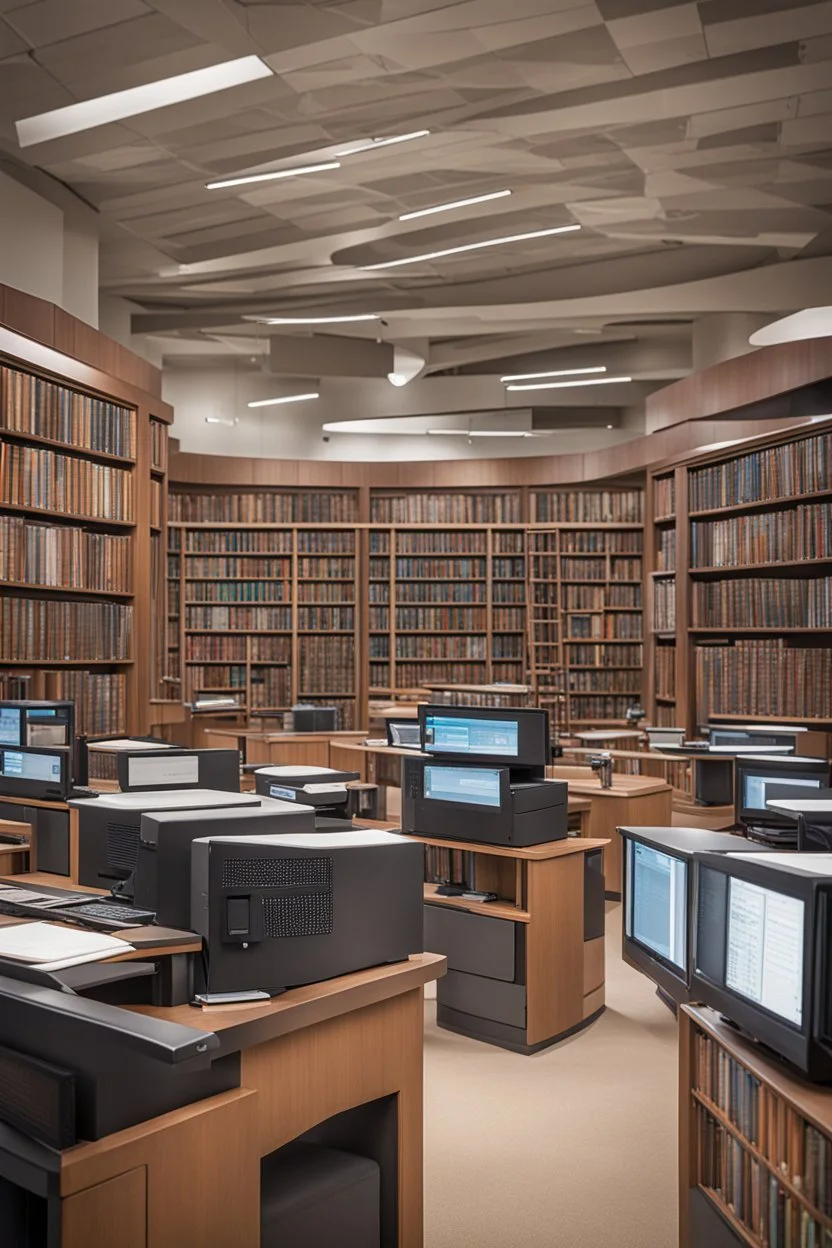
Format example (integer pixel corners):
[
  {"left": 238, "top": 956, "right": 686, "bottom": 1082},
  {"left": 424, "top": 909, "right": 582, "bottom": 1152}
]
[
  {"left": 0, "top": 746, "right": 71, "bottom": 801},
  {"left": 72, "top": 789, "right": 262, "bottom": 889},
  {"left": 424, "top": 764, "right": 503, "bottom": 808},
  {"left": 386, "top": 719, "right": 422, "bottom": 749},
  {"left": 419, "top": 705, "right": 549, "bottom": 770},
  {"left": 620, "top": 826, "right": 764, "bottom": 1005},
  {"left": 734, "top": 756, "right": 830, "bottom": 837},
  {"left": 117, "top": 749, "right": 240, "bottom": 793},
  {"left": 0, "top": 701, "right": 74, "bottom": 749},
  {"left": 691, "top": 851, "right": 832, "bottom": 1081},
  {"left": 709, "top": 725, "right": 803, "bottom": 750}
]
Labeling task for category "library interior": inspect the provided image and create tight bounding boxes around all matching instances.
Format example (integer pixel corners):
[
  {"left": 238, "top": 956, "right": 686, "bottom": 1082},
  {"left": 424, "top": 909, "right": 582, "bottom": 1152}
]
[{"left": 2, "top": 2, "right": 832, "bottom": 1245}]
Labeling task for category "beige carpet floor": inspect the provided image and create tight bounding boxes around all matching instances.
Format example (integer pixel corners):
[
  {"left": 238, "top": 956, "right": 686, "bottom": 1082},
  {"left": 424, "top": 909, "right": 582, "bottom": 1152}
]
[{"left": 423, "top": 903, "right": 678, "bottom": 1248}]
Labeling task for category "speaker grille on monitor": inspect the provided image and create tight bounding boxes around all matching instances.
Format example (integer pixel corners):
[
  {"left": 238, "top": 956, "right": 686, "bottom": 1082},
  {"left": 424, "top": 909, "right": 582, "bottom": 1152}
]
[
  {"left": 0, "top": 1044, "right": 76, "bottom": 1149},
  {"left": 106, "top": 821, "right": 140, "bottom": 873},
  {"left": 221, "top": 856, "right": 332, "bottom": 890},
  {"left": 263, "top": 892, "right": 333, "bottom": 938}
]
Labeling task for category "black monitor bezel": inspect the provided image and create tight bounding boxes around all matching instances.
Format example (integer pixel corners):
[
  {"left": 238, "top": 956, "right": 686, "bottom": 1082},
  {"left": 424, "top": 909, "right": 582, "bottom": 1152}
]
[
  {"left": 421, "top": 761, "right": 509, "bottom": 812},
  {"left": 735, "top": 757, "right": 831, "bottom": 826},
  {"left": 0, "top": 745, "right": 71, "bottom": 801},
  {"left": 622, "top": 832, "right": 691, "bottom": 1000},
  {"left": 691, "top": 852, "right": 816, "bottom": 1070},
  {"left": 418, "top": 704, "right": 549, "bottom": 767},
  {"left": 0, "top": 701, "right": 74, "bottom": 750}
]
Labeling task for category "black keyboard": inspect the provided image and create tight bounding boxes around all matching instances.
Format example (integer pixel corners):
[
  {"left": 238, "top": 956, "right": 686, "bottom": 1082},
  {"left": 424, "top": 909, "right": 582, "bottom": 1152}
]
[{"left": 49, "top": 902, "right": 156, "bottom": 930}]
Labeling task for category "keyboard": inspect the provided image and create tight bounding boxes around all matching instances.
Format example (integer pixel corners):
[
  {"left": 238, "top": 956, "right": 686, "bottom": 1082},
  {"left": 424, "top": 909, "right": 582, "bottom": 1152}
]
[
  {"left": 0, "top": 887, "right": 156, "bottom": 931},
  {"left": 49, "top": 902, "right": 156, "bottom": 930}
]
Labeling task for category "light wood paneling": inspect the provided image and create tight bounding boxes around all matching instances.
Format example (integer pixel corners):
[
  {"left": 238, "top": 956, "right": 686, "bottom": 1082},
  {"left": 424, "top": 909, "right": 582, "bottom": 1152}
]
[
  {"left": 583, "top": 935, "right": 605, "bottom": 996},
  {"left": 526, "top": 852, "right": 585, "bottom": 1047},
  {"left": 62, "top": 1166, "right": 147, "bottom": 1248}
]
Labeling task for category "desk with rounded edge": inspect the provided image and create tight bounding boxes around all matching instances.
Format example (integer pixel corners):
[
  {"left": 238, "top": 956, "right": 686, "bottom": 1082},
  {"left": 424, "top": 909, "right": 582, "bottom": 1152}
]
[{"left": 202, "top": 727, "right": 365, "bottom": 767}]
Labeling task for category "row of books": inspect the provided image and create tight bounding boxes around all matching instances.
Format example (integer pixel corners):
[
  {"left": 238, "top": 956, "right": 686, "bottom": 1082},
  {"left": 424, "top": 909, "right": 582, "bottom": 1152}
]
[
  {"left": 560, "top": 559, "right": 607, "bottom": 582},
  {"left": 175, "top": 531, "right": 293, "bottom": 553},
  {"left": 570, "top": 695, "right": 633, "bottom": 719},
  {"left": 394, "top": 637, "right": 488, "bottom": 659},
  {"left": 395, "top": 662, "right": 485, "bottom": 685},
  {"left": 185, "top": 605, "right": 292, "bottom": 631},
  {"left": 187, "top": 665, "right": 248, "bottom": 690},
  {"left": 696, "top": 640, "right": 832, "bottom": 720},
  {"left": 1, "top": 366, "right": 135, "bottom": 459},
  {"left": 492, "top": 558, "right": 524, "bottom": 578},
  {"left": 608, "top": 584, "right": 642, "bottom": 607},
  {"left": 298, "top": 558, "right": 355, "bottom": 579},
  {"left": 297, "top": 532, "right": 354, "bottom": 554},
  {"left": 0, "top": 516, "right": 132, "bottom": 594},
  {"left": 184, "top": 636, "right": 297, "bottom": 662},
  {"left": 653, "top": 474, "right": 675, "bottom": 520},
  {"left": 567, "top": 615, "right": 604, "bottom": 640},
  {"left": 496, "top": 534, "right": 524, "bottom": 553},
  {"left": 151, "top": 478, "right": 162, "bottom": 529},
  {"left": 532, "top": 489, "right": 644, "bottom": 524},
  {"left": 494, "top": 608, "right": 524, "bottom": 629},
  {"left": 298, "top": 607, "right": 354, "bottom": 630},
  {"left": 494, "top": 583, "right": 526, "bottom": 603},
  {"left": 370, "top": 493, "right": 521, "bottom": 524},
  {"left": 610, "top": 557, "right": 642, "bottom": 580},
  {"left": 179, "top": 558, "right": 291, "bottom": 580},
  {"left": 391, "top": 608, "right": 487, "bottom": 631},
  {"left": 567, "top": 643, "right": 643, "bottom": 667},
  {"left": 691, "top": 577, "right": 832, "bottom": 628},
  {"left": 169, "top": 491, "right": 359, "bottom": 523},
  {"left": 425, "top": 846, "right": 480, "bottom": 891},
  {"left": 658, "top": 529, "right": 676, "bottom": 572},
  {"left": 655, "top": 644, "right": 676, "bottom": 700},
  {"left": 48, "top": 669, "right": 127, "bottom": 736},
  {"left": 249, "top": 668, "right": 290, "bottom": 710},
  {"left": 150, "top": 420, "right": 167, "bottom": 472},
  {"left": 570, "top": 670, "right": 640, "bottom": 693},
  {"left": 688, "top": 431, "right": 831, "bottom": 512},
  {"left": 391, "top": 558, "right": 486, "bottom": 579},
  {"left": 391, "top": 533, "right": 487, "bottom": 554},
  {"left": 298, "top": 584, "right": 355, "bottom": 603},
  {"left": 298, "top": 637, "right": 355, "bottom": 692},
  {"left": 185, "top": 582, "right": 289, "bottom": 603},
  {"left": 1, "top": 596, "right": 132, "bottom": 661},
  {"left": 690, "top": 502, "right": 832, "bottom": 568},
  {"left": 1, "top": 444, "right": 134, "bottom": 521},
  {"left": 493, "top": 662, "right": 523, "bottom": 680},
  {"left": 654, "top": 579, "right": 677, "bottom": 631},
  {"left": 563, "top": 530, "right": 642, "bottom": 554},
  {"left": 492, "top": 636, "right": 524, "bottom": 659}
]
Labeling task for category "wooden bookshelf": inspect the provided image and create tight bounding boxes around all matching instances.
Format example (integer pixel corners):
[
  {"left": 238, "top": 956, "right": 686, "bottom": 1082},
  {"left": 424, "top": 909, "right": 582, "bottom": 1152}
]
[
  {"left": 0, "top": 321, "right": 171, "bottom": 736},
  {"left": 680, "top": 1005, "right": 832, "bottom": 1248},
  {"left": 645, "top": 421, "right": 832, "bottom": 734}
]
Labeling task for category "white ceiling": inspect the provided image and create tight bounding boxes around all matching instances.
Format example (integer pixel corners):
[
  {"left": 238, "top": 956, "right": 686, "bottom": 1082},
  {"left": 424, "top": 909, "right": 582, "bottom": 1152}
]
[{"left": 2, "top": 0, "right": 832, "bottom": 437}]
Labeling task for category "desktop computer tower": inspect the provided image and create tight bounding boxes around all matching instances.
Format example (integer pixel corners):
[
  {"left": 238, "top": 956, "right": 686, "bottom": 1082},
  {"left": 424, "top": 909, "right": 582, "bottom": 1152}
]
[{"left": 191, "top": 830, "right": 424, "bottom": 995}]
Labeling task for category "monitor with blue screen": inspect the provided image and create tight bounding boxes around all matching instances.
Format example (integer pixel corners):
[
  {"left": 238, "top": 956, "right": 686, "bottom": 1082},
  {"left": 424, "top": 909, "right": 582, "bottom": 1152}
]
[
  {"left": 423, "top": 765, "right": 502, "bottom": 808},
  {"left": 418, "top": 704, "right": 548, "bottom": 769}
]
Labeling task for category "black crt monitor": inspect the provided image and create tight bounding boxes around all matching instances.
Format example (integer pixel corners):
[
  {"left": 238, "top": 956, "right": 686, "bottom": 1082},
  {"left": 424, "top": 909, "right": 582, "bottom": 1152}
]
[
  {"left": 0, "top": 701, "right": 74, "bottom": 751},
  {"left": 0, "top": 746, "right": 71, "bottom": 801},
  {"left": 386, "top": 719, "right": 422, "bottom": 749},
  {"left": 621, "top": 826, "right": 765, "bottom": 1005},
  {"left": 691, "top": 851, "right": 832, "bottom": 1082},
  {"left": 734, "top": 756, "right": 831, "bottom": 835},
  {"left": 117, "top": 748, "right": 240, "bottom": 793},
  {"left": 419, "top": 704, "right": 549, "bottom": 773}
]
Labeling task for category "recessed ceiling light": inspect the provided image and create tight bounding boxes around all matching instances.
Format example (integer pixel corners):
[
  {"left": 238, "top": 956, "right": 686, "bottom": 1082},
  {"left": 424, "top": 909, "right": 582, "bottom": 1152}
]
[
  {"left": 500, "top": 365, "right": 607, "bottom": 383},
  {"left": 206, "top": 161, "right": 339, "bottom": 190},
  {"left": 399, "top": 190, "right": 512, "bottom": 221},
  {"left": 16, "top": 56, "right": 272, "bottom": 147},
  {"left": 245, "top": 313, "right": 379, "bottom": 325},
  {"left": 506, "top": 375, "right": 632, "bottom": 392},
  {"left": 205, "top": 417, "right": 239, "bottom": 427},
  {"left": 335, "top": 130, "right": 430, "bottom": 157},
  {"left": 360, "top": 223, "right": 581, "bottom": 270},
  {"left": 247, "top": 393, "right": 319, "bottom": 408}
]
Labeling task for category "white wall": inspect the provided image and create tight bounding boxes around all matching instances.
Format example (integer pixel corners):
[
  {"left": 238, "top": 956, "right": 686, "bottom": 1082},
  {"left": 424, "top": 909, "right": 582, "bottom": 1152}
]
[{"left": 163, "top": 367, "right": 646, "bottom": 462}]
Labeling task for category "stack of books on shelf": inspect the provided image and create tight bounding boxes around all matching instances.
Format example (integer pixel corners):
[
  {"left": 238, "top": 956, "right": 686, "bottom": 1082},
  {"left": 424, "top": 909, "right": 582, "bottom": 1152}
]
[
  {"left": 532, "top": 488, "right": 644, "bottom": 523},
  {"left": 691, "top": 503, "right": 832, "bottom": 568},
  {"left": 653, "top": 474, "right": 675, "bottom": 520},
  {"left": 0, "top": 516, "right": 132, "bottom": 593},
  {"left": 169, "top": 489, "right": 357, "bottom": 523},
  {"left": 370, "top": 491, "right": 521, "bottom": 523},
  {"left": 0, "top": 366, "right": 135, "bottom": 457},
  {"left": 692, "top": 577, "right": 832, "bottom": 629},
  {"left": 1, "top": 597, "right": 132, "bottom": 662},
  {"left": 696, "top": 639, "right": 832, "bottom": 721},
  {"left": 688, "top": 432, "right": 831, "bottom": 512},
  {"left": 0, "top": 444, "right": 134, "bottom": 521}
]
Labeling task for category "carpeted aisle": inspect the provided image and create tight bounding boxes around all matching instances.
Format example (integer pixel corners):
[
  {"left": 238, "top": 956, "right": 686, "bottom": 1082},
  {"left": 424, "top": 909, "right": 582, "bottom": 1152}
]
[{"left": 423, "top": 903, "right": 678, "bottom": 1248}]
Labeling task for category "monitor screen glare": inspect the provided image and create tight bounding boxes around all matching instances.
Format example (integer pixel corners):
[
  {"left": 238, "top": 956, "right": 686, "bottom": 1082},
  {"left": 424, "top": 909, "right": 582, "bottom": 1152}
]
[
  {"left": 743, "top": 774, "right": 822, "bottom": 813},
  {"left": 629, "top": 842, "right": 687, "bottom": 971},
  {"left": 0, "top": 708, "right": 21, "bottom": 747},
  {"left": 0, "top": 750, "right": 62, "bottom": 784},
  {"left": 725, "top": 877, "right": 804, "bottom": 1027},
  {"left": 424, "top": 715, "right": 518, "bottom": 758},
  {"left": 424, "top": 765, "right": 501, "bottom": 808}
]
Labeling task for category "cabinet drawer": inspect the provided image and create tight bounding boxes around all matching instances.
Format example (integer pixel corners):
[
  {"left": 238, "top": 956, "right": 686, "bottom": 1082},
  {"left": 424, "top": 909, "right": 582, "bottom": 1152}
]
[
  {"left": 439, "top": 970, "right": 526, "bottom": 1029},
  {"left": 424, "top": 904, "right": 516, "bottom": 983}
]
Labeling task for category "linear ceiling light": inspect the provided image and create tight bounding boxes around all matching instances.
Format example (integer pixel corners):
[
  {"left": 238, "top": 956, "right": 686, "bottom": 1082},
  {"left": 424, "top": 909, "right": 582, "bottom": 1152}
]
[
  {"left": 360, "top": 223, "right": 581, "bottom": 270},
  {"left": 16, "top": 56, "right": 272, "bottom": 148},
  {"left": 247, "top": 392, "right": 319, "bottom": 408},
  {"left": 245, "top": 313, "right": 379, "bottom": 325},
  {"left": 399, "top": 189, "right": 512, "bottom": 221},
  {"left": 506, "top": 375, "right": 632, "bottom": 392},
  {"left": 500, "top": 365, "right": 607, "bottom": 383},
  {"left": 427, "top": 429, "right": 535, "bottom": 437},
  {"left": 335, "top": 130, "right": 430, "bottom": 156},
  {"left": 206, "top": 161, "right": 339, "bottom": 190}
]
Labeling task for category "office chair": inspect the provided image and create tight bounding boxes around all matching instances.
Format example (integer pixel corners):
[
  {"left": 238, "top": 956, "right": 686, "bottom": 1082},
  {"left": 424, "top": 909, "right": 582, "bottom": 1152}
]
[{"left": 798, "top": 814, "right": 832, "bottom": 852}]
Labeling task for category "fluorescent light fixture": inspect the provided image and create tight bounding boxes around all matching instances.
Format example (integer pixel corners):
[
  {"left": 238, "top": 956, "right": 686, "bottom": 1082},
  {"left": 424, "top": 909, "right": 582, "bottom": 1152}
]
[
  {"left": 399, "top": 190, "right": 512, "bottom": 221},
  {"left": 427, "top": 430, "right": 535, "bottom": 438},
  {"left": 16, "top": 56, "right": 272, "bottom": 148},
  {"left": 247, "top": 393, "right": 319, "bottom": 408},
  {"left": 335, "top": 130, "right": 430, "bottom": 157},
  {"left": 247, "top": 313, "right": 379, "bottom": 325},
  {"left": 206, "top": 161, "right": 339, "bottom": 190},
  {"left": 205, "top": 417, "right": 238, "bottom": 428},
  {"left": 361, "top": 223, "right": 581, "bottom": 270},
  {"left": 749, "top": 307, "right": 832, "bottom": 347},
  {"left": 500, "top": 365, "right": 606, "bottom": 383},
  {"left": 506, "top": 375, "right": 632, "bottom": 392}
]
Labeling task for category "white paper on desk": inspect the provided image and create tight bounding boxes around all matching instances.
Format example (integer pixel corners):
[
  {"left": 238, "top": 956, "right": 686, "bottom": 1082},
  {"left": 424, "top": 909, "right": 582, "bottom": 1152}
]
[{"left": 0, "top": 922, "right": 134, "bottom": 971}]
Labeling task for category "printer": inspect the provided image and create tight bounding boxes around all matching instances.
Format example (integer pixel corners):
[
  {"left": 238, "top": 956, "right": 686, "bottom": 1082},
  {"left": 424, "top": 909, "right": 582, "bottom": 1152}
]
[
  {"left": 254, "top": 765, "right": 360, "bottom": 824},
  {"left": 191, "top": 828, "right": 424, "bottom": 995},
  {"left": 401, "top": 705, "right": 566, "bottom": 847}
]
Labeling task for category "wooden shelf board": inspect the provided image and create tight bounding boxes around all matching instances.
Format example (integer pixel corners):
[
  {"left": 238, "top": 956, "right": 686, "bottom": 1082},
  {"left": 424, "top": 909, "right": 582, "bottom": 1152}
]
[
  {"left": 690, "top": 627, "right": 832, "bottom": 634},
  {"left": 185, "top": 629, "right": 292, "bottom": 635},
  {"left": 0, "top": 582, "right": 133, "bottom": 599},
  {"left": 690, "top": 557, "right": 832, "bottom": 576},
  {"left": 0, "top": 658, "right": 133, "bottom": 666},
  {"left": 0, "top": 502, "right": 134, "bottom": 528},
  {"left": 423, "top": 885, "right": 530, "bottom": 923},
  {"left": 688, "top": 488, "right": 832, "bottom": 520},
  {"left": 0, "top": 426, "right": 136, "bottom": 466}
]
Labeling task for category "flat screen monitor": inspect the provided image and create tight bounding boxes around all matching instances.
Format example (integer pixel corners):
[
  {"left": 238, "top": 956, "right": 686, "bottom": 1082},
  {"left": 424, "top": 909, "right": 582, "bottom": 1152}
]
[
  {"left": 423, "top": 764, "right": 502, "bottom": 809},
  {"left": 386, "top": 719, "right": 421, "bottom": 749},
  {"left": 0, "top": 746, "right": 70, "bottom": 800},
  {"left": 690, "top": 851, "right": 832, "bottom": 1079},
  {"left": 735, "top": 756, "right": 830, "bottom": 829},
  {"left": 419, "top": 704, "right": 548, "bottom": 769},
  {"left": 0, "top": 701, "right": 74, "bottom": 749}
]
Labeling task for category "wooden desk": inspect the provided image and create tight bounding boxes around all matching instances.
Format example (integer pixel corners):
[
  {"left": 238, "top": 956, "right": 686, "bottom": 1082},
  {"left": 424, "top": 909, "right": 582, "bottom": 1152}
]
[
  {"left": 549, "top": 769, "right": 674, "bottom": 899},
  {"left": 204, "top": 728, "right": 365, "bottom": 767},
  {"left": 329, "top": 742, "right": 419, "bottom": 818},
  {"left": 0, "top": 792, "right": 73, "bottom": 877},
  {"left": 53, "top": 953, "right": 445, "bottom": 1248}
]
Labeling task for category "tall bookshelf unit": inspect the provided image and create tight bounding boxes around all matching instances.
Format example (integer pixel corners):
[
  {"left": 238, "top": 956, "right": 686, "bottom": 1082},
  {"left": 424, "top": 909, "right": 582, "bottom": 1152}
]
[
  {"left": 0, "top": 328, "right": 171, "bottom": 737},
  {"left": 680, "top": 1005, "right": 832, "bottom": 1248},
  {"left": 646, "top": 421, "right": 832, "bottom": 735}
]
